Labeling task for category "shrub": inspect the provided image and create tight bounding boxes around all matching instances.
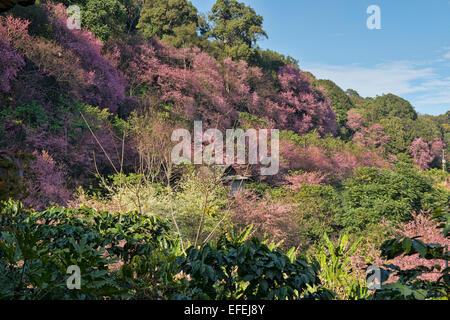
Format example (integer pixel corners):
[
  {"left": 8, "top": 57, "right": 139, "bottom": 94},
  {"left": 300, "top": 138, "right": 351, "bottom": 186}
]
[
  {"left": 178, "top": 227, "right": 333, "bottom": 300},
  {"left": 293, "top": 184, "right": 342, "bottom": 248},
  {"left": 338, "top": 164, "right": 450, "bottom": 231},
  {"left": 311, "top": 234, "right": 371, "bottom": 300},
  {"left": 0, "top": 200, "right": 176, "bottom": 299}
]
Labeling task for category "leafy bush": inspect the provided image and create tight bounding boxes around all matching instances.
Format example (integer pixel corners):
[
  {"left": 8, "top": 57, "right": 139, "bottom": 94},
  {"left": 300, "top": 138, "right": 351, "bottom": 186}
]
[
  {"left": 293, "top": 184, "right": 342, "bottom": 248},
  {"left": 338, "top": 164, "right": 450, "bottom": 231},
  {"left": 0, "top": 200, "right": 175, "bottom": 299},
  {"left": 0, "top": 201, "right": 338, "bottom": 300},
  {"left": 311, "top": 234, "right": 371, "bottom": 300},
  {"left": 82, "top": 0, "right": 127, "bottom": 42},
  {"left": 178, "top": 227, "right": 334, "bottom": 300}
]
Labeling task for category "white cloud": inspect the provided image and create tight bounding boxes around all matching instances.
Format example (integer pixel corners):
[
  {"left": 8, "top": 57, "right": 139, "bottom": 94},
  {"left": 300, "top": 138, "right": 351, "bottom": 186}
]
[
  {"left": 435, "top": 46, "right": 450, "bottom": 62},
  {"left": 415, "top": 90, "right": 450, "bottom": 106},
  {"left": 302, "top": 61, "right": 435, "bottom": 97},
  {"left": 301, "top": 60, "right": 450, "bottom": 115}
]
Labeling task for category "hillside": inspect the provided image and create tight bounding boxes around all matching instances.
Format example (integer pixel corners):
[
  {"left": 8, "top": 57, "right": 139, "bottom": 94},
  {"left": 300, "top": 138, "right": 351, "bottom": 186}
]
[{"left": 0, "top": 0, "right": 449, "bottom": 301}]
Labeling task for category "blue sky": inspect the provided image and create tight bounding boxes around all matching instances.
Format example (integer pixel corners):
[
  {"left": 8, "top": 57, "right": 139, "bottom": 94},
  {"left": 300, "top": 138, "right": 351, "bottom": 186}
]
[{"left": 191, "top": 0, "right": 450, "bottom": 116}]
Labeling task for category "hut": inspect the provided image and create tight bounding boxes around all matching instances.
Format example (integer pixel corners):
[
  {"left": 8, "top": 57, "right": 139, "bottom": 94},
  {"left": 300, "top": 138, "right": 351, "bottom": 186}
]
[{"left": 216, "top": 165, "right": 250, "bottom": 197}]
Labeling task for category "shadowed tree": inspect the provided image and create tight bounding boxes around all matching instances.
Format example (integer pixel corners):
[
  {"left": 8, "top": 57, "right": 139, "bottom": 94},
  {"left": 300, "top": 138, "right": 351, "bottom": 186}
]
[
  {"left": 314, "top": 78, "right": 355, "bottom": 139},
  {"left": 0, "top": 0, "right": 35, "bottom": 13}
]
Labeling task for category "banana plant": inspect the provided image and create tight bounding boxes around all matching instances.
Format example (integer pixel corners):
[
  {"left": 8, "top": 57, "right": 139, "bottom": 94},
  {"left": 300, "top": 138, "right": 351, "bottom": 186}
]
[{"left": 314, "top": 233, "right": 370, "bottom": 300}]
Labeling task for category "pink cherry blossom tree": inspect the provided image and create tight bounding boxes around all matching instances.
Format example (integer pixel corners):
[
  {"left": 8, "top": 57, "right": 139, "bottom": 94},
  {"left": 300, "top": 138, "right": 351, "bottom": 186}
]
[
  {"left": 409, "top": 137, "right": 445, "bottom": 170},
  {"left": 0, "top": 16, "right": 26, "bottom": 93},
  {"left": 24, "top": 150, "right": 71, "bottom": 210}
]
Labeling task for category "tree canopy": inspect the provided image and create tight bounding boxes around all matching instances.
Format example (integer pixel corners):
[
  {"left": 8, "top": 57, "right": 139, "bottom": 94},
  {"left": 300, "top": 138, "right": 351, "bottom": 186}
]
[
  {"left": 137, "top": 0, "right": 199, "bottom": 39},
  {"left": 206, "top": 0, "right": 267, "bottom": 61}
]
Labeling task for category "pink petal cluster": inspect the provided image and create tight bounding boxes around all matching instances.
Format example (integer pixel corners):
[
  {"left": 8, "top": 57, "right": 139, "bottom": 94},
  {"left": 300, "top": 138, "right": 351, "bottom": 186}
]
[
  {"left": 24, "top": 150, "right": 71, "bottom": 210},
  {"left": 409, "top": 137, "right": 445, "bottom": 170},
  {"left": 392, "top": 211, "right": 450, "bottom": 281},
  {"left": 233, "top": 193, "right": 300, "bottom": 248},
  {"left": 0, "top": 16, "right": 26, "bottom": 92}
]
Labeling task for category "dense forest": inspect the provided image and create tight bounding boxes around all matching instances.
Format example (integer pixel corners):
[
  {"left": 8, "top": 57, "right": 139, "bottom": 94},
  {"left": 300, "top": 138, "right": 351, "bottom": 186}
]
[{"left": 0, "top": 0, "right": 449, "bottom": 300}]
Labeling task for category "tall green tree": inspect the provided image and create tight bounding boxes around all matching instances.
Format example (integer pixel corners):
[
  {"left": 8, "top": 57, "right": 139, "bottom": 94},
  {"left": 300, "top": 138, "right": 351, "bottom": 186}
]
[
  {"left": 137, "top": 0, "right": 199, "bottom": 39},
  {"left": 338, "top": 164, "right": 449, "bottom": 232},
  {"left": 58, "top": 0, "right": 141, "bottom": 34},
  {"left": 362, "top": 93, "right": 418, "bottom": 123},
  {"left": 379, "top": 117, "right": 417, "bottom": 155},
  {"left": 345, "top": 89, "right": 365, "bottom": 108},
  {"left": 253, "top": 48, "right": 298, "bottom": 75},
  {"left": 207, "top": 0, "right": 267, "bottom": 61},
  {"left": 82, "top": 0, "right": 127, "bottom": 41}
]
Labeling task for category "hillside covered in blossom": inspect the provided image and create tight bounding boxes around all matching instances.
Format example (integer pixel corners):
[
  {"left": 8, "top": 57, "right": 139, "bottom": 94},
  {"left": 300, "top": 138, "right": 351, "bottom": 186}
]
[{"left": 0, "top": 0, "right": 449, "bottom": 300}]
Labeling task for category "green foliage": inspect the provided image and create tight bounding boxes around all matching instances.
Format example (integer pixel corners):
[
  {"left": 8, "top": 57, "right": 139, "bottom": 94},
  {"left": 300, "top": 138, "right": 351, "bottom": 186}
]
[
  {"left": 56, "top": 0, "right": 140, "bottom": 39},
  {"left": 246, "top": 181, "right": 288, "bottom": 200},
  {"left": 293, "top": 184, "right": 342, "bottom": 247},
  {"left": 0, "top": 201, "right": 339, "bottom": 300},
  {"left": 431, "top": 111, "right": 450, "bottom": 159},
  {"left": 361, "top": 93, "right": 418, "bottom": 123},
  {"left": 280, "top": 129, "right": 347, "bottom": 151},
  {"left": 119, "top": 0, "right": 145, "bottom": 33},
  {"left": 346, "top": 89, "right": 365, "bottom": 108},
  {"left": 82, "top": 0, "right": 127, "bottom": 41},
  {"left": 0, "top": 154, "right": 28, "bottom": 202},
  {"left": 378, "top": 117, "right": 416, "bottom": 155},
  {"left": 311, "top": 234, "right": 370, "bottom": 300},
  {"left": 338, "top": 164, "right": 450, "bottom": 231},
  {"left": 161, "top": 22, "right": 201, "bottom": 48},
  {"left": 0, "top": 200, "right": 175, "bottom": 299},
  {"left": 208, "top": 0, "right": 267, "bottom": 47},
  {"left": 9, "top": 3, "right": 53, "bottom": 39},
  {"left": 83, "top": 168, "right": 231, "bottom": 246},
  {"left": 206, "top": 0, "right": 267, "bottom": 61},
  {"left": 170, "top": 169, "right": 231, "bottom": 244},
  {"left": 238, "top": 111, "right": 268, "bottom": 129},
  {"left": 119, "top": 238, "right": 187, "bottom": 299},
  {"left": 137, "top": 0, "right": 199, "bottom": 39},
  {"left": 0, "top": 100, "right": 121, "bottom": 145},
  {"left": 414, "top": 115, "right": 444, "bottom": 142},
  {"left": 177, "top": 226, "right": 334, "bottom": 300},
  {"left": 313, "top": 79, "right": 355, "bottom": 139},
  {"left": 379, "top": 116, "right": 443, "bottom": 156},
  {"left": 424, "top": 168, "right": 450, "bottom": 186},
  {"left": 0, "top": 102, "right": 47, "bottom": 129}
]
